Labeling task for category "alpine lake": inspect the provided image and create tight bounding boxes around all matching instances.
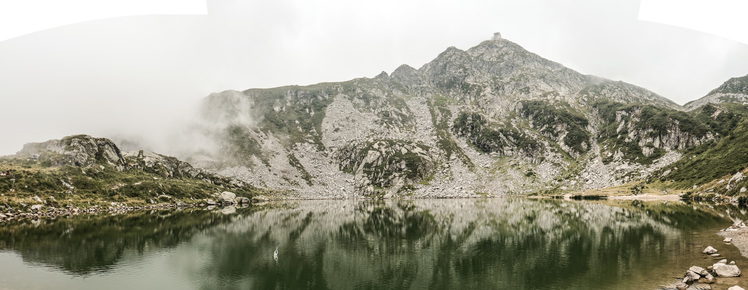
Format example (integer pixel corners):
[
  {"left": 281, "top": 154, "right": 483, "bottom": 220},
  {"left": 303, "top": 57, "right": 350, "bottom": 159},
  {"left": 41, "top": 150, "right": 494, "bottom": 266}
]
[{"left": 1, "top": 198, "right": 747, "bottom": 290}]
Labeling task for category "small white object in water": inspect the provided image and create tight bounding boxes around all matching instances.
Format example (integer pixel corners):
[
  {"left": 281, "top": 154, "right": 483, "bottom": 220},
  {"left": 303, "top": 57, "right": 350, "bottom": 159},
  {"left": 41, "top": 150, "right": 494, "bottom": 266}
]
[{"left": 273, "top": 246, "right": 278, "bottom": 262}]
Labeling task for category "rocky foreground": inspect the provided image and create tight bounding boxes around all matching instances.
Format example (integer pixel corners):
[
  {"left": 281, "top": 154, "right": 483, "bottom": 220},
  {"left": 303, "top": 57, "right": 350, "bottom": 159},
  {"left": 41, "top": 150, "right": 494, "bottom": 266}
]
[
  {"left": 0, "top": 190, "right": 263, "bottom": 223},
  {"left": 661, "top": 244, "right": 744, "bottom": 290}
]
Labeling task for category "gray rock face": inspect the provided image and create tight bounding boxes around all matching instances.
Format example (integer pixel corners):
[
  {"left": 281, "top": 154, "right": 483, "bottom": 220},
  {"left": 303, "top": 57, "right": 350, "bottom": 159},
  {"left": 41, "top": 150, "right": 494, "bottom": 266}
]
[
  {"left": 685, "top": 74, "right": 748, "bottom": 110},
  {"left": 123, "top": 150, "right": 207, "bottom": 179},
  {"left": 712, "top": 261, "right": 741, "bottom": 277},
  {"left": 17, "top": 135, "right": 127, "bottom": 170}
]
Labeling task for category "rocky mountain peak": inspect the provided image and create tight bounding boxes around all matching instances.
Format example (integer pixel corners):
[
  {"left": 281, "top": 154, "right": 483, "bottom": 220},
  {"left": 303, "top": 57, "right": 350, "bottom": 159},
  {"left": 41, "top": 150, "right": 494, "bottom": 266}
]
[
  {"left": 685, "top": 74, "right": 748, "bottom": 110},
  {"left": 390, "top": 64, "right": 422, "bottom": 87},
  {"left": 709, "top": 74, "right": 748, "bottom": 95}
]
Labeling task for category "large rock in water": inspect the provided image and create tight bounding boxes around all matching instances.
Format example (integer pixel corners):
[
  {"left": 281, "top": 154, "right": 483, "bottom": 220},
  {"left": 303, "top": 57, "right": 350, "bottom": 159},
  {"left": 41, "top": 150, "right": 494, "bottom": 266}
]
[
  {"left": 219, "top": 191, "right": 237, "bottom": 205},
  {"left": 713, "top": 261, "right": 741, "bottom": 277},
  {"left": 703, "top": 246, "right": 718, "bottom": 254}
]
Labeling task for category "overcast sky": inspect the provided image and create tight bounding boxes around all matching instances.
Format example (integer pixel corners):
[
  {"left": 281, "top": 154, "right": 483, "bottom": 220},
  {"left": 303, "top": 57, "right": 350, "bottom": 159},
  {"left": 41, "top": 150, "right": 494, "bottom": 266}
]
[{"left": 1, "top": 0, "right": 747, "bottom": 156}]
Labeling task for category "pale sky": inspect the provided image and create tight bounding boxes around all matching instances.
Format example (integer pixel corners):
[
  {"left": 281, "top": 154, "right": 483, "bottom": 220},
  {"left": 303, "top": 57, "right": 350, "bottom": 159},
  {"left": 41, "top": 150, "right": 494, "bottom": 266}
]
[{"left": 1, "top": 0, "right": 747, "bottom": 156}]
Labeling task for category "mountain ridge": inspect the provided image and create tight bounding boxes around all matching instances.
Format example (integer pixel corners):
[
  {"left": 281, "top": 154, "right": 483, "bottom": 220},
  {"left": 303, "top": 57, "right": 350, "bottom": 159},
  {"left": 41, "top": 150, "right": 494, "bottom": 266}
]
[
  {"left": 685, "top": 74, "right": 748, "bottom": 110},
  {"left": 183, "top": 36, "right": 736, "bottom": 198}
]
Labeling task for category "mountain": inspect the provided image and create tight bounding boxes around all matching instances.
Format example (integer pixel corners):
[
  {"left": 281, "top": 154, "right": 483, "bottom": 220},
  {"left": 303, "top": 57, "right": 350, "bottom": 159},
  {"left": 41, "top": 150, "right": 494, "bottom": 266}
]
[
  {"left": 188, "top": 36, "right": 733, "bottom": 198},
  {"left": 685, "top": 74, "right": 748, "bottom": 110},
  {"left": 0, "top": 135, "right": 261, "bottom": 208}
]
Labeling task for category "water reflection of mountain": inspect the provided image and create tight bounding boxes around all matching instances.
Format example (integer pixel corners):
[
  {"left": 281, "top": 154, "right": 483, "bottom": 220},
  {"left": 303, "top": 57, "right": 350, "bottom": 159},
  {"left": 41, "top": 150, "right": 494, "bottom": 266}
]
[
  {"left": 0, "top": 208, "right": 236, "bottom": 275},
  {"left": 187, "top": 199, "right": 737, "bottom": 289},
  {"left": 0, "top": 199, "right": 743, "bottom": 289}
]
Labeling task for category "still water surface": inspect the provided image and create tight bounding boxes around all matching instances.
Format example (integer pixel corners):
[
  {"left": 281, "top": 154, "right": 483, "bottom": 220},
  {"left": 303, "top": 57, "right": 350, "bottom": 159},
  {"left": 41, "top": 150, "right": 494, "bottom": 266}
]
[{"left": 0, "top": 198, "right": 746, "bottom": 289}]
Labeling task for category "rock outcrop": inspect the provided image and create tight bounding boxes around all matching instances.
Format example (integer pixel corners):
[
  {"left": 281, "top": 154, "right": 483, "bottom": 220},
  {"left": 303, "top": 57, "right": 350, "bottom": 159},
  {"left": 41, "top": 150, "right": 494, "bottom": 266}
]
[
  {"left": 17, "top": 135, "right": 127, "bottom": 170},
  {"left": 685, "top": 74, "right": 748, "bottom": 110}
]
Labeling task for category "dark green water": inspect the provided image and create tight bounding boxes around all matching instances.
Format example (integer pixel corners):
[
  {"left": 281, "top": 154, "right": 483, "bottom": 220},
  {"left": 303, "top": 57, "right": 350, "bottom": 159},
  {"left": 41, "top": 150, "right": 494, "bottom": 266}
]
[{"left": 0, "top": 198, "right": 747, "bottom": 290}]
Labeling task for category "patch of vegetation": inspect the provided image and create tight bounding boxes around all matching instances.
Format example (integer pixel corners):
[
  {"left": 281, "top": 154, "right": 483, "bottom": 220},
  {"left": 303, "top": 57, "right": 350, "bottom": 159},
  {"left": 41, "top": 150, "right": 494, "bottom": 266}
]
[
  {"left": 287, "top": 154, "right": 313, "bottom": 186},
  {"left": 452, "top": 111, "right": 540, "bottom": 156},
  {"left": 427, "top": 96, "right": 474, "bottom": 168},
  {"left": 242, "top": 84, "right": 337, "bottom": 152},
  {"left": 630, "top": 183, "right": 646, "bottom": 195},
  {"left": 519, "top": 101, "right": 590, "bottom": 154},
  {"left": 570, "top": 195, "right": 607, "bottom": 200},
  {"left": 594, "top": 100, "right": 712, "bottom": 165},
  {"left": 338, "top": 140, "right": 434, "bottom": 188}
]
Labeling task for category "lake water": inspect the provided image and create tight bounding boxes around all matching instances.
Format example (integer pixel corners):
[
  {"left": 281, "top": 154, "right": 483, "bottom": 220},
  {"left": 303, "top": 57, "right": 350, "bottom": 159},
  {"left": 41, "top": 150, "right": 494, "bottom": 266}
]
[{"left": 1, "top": 198, "right": 747, "bottom": 290}]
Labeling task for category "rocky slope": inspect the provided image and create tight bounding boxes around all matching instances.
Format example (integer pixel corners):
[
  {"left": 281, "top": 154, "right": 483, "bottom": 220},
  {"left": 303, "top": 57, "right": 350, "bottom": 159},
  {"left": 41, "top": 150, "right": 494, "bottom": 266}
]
[
  {"left": 685, "top": 74, "right": 748, "bottom": 110},
  {"left": 1, "top": 135, "right": 259, "bottom": 209},
  {"left": 184, "top": 36, "right": 743, "bottom": 198}
]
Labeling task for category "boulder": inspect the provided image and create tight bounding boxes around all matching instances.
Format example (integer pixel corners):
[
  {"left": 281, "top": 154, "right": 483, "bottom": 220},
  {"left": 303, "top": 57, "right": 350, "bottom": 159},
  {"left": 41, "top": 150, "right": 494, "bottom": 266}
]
[
  {"left": 30, "top": 204, "right": 43, "bottom": 211},
  {"left": 689, "top": 266, "right": 708, "bottom": 276},
  {"left": 698, "top": 273, "right": 714, "bottom": 284},
  {"left": 219, "top": 191, "right": 236, "bottom": 205},
  {"left": 205, "top": 199, "right": 217, "bottom": 206},
  {"left": 713, "top": 261, "right": 741, "bottom": 277},
  {"left": 703, "top": 246, "right": 718, "bottom": 255},
  {"left": 684, "top": 270, "right": 701, "bottom": 282},
  {"left": 728, "top": 286, "right": 745, "bottom": 290},
  {"left": 725, "top": 237, "right": 733, "bottom": 243},
  {"left": 676, "top": 282, "right": 689, "bottom": 290}
]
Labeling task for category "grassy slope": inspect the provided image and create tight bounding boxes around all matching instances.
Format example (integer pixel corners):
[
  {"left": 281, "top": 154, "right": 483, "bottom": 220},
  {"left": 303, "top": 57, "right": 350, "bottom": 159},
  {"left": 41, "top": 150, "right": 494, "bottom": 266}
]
[
  {"left": 656, "top": 103, "right": 748, "bottom": 188},
  {"left": 0, "top": 157, "right": 265, "bottom": 210}
]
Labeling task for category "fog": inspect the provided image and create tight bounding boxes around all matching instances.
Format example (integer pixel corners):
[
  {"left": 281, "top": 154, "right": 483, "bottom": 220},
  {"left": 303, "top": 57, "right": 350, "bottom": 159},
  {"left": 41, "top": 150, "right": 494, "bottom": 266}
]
[{"left": 1, "top": 0, "right": 747, "bottom": 156}]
